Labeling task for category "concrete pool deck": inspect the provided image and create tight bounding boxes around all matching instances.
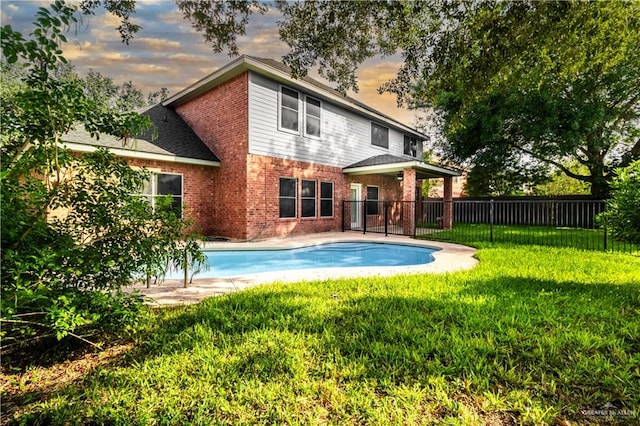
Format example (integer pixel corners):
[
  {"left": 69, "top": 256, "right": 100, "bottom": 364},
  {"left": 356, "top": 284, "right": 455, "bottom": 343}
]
[{"left": 130, "top": 232, "right": 478, "bottom": 306}]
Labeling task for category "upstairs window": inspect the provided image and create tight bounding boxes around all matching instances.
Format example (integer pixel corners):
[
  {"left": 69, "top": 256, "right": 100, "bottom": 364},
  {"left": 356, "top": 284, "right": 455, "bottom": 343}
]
[
  {"left": 280, "top": 86, "right": 299, "bottom": 132},
  {"left": 404, "top": 135, "right": 417, "bottom": 157},
  {"left": 371, "top": 122, "right": 389, "bottom": 149},
  {"left": 320, "top": 181, "right": 334, "bottom": 217},
  {"left": 279, "top": 177, "right": 297, "bottom": 218},
  {"left": 142, "top": 173, "right": 183, "bottom": 217},
  {"left": 305, "top": 96, "right": 321, "bottom": 137},
  {"left": 301, "top": 180, "right": 317, "bottom": 218}
]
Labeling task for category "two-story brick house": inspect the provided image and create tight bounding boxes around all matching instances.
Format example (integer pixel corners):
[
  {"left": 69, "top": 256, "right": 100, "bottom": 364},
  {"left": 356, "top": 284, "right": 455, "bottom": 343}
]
[{"left": 65, "top": 56, "right": 460, "bottom": 240}]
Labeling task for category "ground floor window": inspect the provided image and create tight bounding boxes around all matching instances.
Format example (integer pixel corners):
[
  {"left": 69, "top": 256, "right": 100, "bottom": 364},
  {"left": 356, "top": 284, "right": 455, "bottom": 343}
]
[
  {"left": 143, "top": 172, "right": 183, "bottom": 217},
  {"left": 279, "top": 177, "right": 297, "bottom": 218},
  {"left": 366, "top": 186, "right": 379, "bottom": 215},
  {"left": 320, "top": 181, "right": 333, "bottom": 217},
  {"left": 301, "top": 179, "right": 317, "bottom": 218}
]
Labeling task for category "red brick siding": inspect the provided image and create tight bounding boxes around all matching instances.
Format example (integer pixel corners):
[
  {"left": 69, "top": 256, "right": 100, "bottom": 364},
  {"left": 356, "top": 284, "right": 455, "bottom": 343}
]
[
  {"left": 175, "top": 73, "right": 249, "bottom": 239},
  {"left": 126, "top": 158, "right": 217, "bottom": 235},
  {"left": 246, "top": 154, "right": 348, "bottom": 239}
]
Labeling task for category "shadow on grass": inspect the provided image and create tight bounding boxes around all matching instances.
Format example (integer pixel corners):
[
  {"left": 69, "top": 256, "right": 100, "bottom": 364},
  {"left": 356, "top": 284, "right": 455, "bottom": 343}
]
[{"left": 19, "top": 267, "right": 640, "bottom": 425}]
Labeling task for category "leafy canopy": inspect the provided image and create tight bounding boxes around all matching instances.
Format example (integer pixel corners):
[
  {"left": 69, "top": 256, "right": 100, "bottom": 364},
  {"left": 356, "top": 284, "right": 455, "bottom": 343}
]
[
  {"left": 1, "top": 1, "right": 202, "bottom": 348},
  {"left": 172, "top": 0, "right": 640, "bottom": 198}
]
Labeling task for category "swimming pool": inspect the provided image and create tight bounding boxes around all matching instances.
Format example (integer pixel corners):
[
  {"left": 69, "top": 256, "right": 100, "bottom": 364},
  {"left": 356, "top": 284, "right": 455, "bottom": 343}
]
[{"left": 168, "top": 242, "right": 437, "bottom": 279}]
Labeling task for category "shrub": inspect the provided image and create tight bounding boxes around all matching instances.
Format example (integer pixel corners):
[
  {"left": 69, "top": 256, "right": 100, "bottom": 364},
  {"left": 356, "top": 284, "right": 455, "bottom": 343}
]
[
  {"left": 0, "top": 2, "right": 205, "bottom": 349},
  {"left": 598, "top": 160, "right": 640, "bottom": 244}
]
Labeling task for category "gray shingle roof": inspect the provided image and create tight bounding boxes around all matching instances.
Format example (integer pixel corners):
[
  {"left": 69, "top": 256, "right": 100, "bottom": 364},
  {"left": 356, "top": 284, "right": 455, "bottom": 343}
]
[
  {"left": 345, "top": 154, "right": 414, "bottom": 169},
  {"left": 63, "top": 104, "right": 220, "bottom": 163}
]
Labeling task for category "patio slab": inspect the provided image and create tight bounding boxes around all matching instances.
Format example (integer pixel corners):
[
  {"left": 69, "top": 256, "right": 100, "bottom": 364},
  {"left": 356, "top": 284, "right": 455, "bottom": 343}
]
[{"left": 129, "top": 232, "right": 478, "bottom": 306}]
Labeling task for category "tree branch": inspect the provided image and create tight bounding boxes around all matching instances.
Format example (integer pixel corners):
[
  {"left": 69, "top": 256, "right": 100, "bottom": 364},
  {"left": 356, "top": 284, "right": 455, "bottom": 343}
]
[
  {"left": 509, "top": 143, "right": 591, "bottom": 182},
  {"left": 0, "top": 318, "right": 102, "bottom": 349}
]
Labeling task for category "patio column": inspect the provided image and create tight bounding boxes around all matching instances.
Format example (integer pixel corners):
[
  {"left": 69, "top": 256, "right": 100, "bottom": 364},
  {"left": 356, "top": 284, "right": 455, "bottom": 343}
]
[
  {"left": 443, "top": 176, "right": 453, "bottom": 230},
  {"left": 402, "top": 168, "right": 416, "bottom": 236}
]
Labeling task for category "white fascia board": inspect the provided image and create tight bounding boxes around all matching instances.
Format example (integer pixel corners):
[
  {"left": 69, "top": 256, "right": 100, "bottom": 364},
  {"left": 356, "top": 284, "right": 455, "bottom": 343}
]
[
  {"left": 164, "top": 55, "right": 427, "bottom": 140},
  {"left": 344, "top": 161, "right": 461, "bottom": 177},
  {"left": 65, "top": 142, "right": 221, "bottom": 167},
  {"left": 163, "top": 55, "right": 249, "bottom": 107},
  {"left": 419, "top": 162, "right": 462, "bottom": 176}
]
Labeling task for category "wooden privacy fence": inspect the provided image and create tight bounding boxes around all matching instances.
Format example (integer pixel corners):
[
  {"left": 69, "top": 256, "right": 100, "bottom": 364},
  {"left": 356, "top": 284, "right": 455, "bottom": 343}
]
[
  {"left": 419, "top": 197, "right": 606, "bottom": 228},
  {"left": 417, "top": 197, "right": 638, "bottom": 253},
  {"left": 342, "top": 196, "right": 637, "bottom": 253}
]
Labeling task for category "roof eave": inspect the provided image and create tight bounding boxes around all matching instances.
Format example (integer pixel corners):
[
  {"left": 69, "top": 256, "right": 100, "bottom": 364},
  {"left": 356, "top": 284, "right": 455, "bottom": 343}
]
[
  {"left": 343, "top": 160, "right": 461, "bottom": 178},
  {"left": 65, "top": 142, "right": 221, "bottom": 167}
]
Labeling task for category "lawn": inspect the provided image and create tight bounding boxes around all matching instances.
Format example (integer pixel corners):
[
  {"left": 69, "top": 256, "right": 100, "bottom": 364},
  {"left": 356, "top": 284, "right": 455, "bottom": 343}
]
[
  {"left": 3, "top": 244, "right": 639, "bottom": 425},
  {"left": 418, "top": 223, "right": 640, "bottom": 254}
]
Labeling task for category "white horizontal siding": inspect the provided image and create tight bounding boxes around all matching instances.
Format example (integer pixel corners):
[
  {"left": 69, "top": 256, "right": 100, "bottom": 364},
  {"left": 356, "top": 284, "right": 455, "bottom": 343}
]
[{"left": 248, "top": 72, "right": 418, "bottom": 168}]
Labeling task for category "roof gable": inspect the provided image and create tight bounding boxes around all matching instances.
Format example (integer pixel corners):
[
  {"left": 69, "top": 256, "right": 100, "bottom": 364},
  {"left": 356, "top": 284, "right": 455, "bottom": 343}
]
[{"left": 164, "top": 55, "right": 427, "bottom": 140}]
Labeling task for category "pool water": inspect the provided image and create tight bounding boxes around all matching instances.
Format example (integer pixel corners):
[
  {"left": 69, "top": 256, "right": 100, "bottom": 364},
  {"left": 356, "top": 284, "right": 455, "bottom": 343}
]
[{"left": 169, "top": 242, "right": 437, "bottom": 279}]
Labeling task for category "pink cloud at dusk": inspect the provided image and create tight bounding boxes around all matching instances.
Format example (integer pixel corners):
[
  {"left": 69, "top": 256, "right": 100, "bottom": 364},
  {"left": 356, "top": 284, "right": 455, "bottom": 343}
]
[{"left": 2, "top": 0, "right": 417, "bottom": 126}]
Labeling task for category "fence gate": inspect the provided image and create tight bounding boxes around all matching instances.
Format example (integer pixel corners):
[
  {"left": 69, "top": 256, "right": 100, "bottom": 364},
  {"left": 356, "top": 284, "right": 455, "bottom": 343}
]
[{"left": 342, "top": 200, "right": 416, "bottom": 236}]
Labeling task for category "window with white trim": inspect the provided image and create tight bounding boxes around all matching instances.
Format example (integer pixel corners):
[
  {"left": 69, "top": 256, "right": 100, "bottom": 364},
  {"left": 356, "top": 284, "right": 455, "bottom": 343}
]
[
  {"left": 280, "top": 86, "right": 299, "bottom": 132},
  {"left": 142, "top": 172, "right": 183, "bottom": 217},
  {"left": 320, "top": 181, "right": 333, "bottom": 217},
  {"left": 279, "top": 177, "right": 297, "bottom": 218},
  {"left": 366, "top": 186, "right": 379, "bottom": 215},
  {"left": 304, "top": 96, "right": 321, "bottom": 137},
  {"left": 404, "top": 135, "right": 417, "bottom": 157},
  {"left": 371, "top": 122, "right": 389, "bottom": 148},
  {"left": 301, "top": 179, "right": 316, "bottom": 218}
]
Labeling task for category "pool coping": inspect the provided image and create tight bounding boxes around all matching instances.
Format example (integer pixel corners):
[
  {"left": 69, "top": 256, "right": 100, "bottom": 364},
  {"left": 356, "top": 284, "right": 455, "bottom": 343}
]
[{"left": 129, "top": 232, "right": 478, "bottom": 306}]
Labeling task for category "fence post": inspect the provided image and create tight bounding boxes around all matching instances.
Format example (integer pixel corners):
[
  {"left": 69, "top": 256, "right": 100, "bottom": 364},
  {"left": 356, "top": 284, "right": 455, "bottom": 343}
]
[
  {"left": 384, "top": 201, "right": 388, "bottom": 236},
  {"left": 363, "top": 200, "right": 367, "bottom": 234},
  {"left": 603, "top": 202, "right": 608, "bottom": 251},
  {"left": 413, "top": 200, "right": 417, "bottom": 238},
  {"left": 490, "top": 199, "right": 494, "bottom": 243},
  {"left": 342, "top": 201, "right": 345, "bottom": 232}
]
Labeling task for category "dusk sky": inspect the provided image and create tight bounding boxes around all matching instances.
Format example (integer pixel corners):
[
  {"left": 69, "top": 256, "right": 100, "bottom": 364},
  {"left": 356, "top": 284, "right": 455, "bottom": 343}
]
[{"left": 2, "top": 0, "right": 416, "bottom": 126}]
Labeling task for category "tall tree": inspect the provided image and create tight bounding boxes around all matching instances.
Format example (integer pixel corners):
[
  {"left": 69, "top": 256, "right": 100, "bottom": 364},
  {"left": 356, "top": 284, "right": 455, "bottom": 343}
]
[
  {"left": 275, "top": 1, "right": 640, "bottom": 198},
  {"left": 171, "top": 0, "right": 640, "bottom": 198},
  {"left": 71, "top": 1, "right": 640, "bottom": 197}
]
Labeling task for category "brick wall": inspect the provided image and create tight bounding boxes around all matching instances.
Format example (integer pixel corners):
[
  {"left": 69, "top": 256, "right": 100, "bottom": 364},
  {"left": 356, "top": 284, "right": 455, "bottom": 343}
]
[
  {"left": 175, "top": 72, "right": 249, "bottom": 239},
  {"left": 246, "top": 154, "right": 348, "bottom": 239},
  {"left": 125, "top": 158, "right": 217, "bottom": 235}
]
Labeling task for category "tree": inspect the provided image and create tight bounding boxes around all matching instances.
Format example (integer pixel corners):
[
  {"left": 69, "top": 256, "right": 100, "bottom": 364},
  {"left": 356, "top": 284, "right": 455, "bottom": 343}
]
[
  {"left": 1, "top": 1, "right": 203, "bottom": 347},
  {"left": 533, "top": 161, "right": 591, "bottom": 196},
  {"left": 147, "top": 87, "right": 169, "bottom": 105},
  {"left": 170, "top": 0, "right": 640, "bottom": 199},
  {"left": 464, "top": 164, "right": 548, "bottom": 197},
  {"left": 597, "top": 161, "right": 640, "bottom": 244},
  {"left": 275, "top": 1, "right": 640, "bottom": 199}
]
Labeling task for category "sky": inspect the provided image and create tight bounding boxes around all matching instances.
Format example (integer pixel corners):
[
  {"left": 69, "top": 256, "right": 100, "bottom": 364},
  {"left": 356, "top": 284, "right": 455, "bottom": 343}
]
[{"left": 1, "top": 0, "right": 416, "bottom": 126}]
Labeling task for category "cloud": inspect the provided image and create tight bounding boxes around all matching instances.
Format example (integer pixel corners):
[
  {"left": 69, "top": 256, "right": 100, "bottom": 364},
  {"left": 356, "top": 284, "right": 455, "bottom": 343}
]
[
  {"left": 136, "top": 37, "right": 181, "bottom": 50},
  {"left": 2, "top": 0, "right": 417, "bottom": 127}
]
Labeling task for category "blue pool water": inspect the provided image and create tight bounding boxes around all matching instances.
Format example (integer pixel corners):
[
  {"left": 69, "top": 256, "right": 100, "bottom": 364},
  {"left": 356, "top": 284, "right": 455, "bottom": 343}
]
[{"left": 169, "top": 242, "right": 437, "bottom": 279}]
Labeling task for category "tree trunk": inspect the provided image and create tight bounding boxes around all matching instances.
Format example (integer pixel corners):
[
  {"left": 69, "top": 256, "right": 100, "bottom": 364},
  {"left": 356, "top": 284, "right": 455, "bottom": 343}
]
[{"left": 590, "top": 174, "right": 611, "bottom": 199}]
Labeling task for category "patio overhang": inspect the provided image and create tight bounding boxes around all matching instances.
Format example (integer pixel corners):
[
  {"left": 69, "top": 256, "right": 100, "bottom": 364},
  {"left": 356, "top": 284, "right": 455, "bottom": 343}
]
[{"left": 343, "top": 154, "right": 461, "bottom": 179}]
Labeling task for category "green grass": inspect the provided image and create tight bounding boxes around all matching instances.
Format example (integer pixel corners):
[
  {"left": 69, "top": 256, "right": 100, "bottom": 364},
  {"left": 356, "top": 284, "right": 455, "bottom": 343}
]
[
  {"left": 418, "top": 223, "right": 640, "bottom": 254},
  {"left": 9, "top": 245, "right": 640, "bottom": 425}
]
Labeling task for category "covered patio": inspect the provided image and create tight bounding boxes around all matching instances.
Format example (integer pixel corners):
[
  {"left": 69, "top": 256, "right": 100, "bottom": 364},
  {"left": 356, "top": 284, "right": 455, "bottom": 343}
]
[{"left": 342, "top": 154, "right": 461, "bottom": 236}]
